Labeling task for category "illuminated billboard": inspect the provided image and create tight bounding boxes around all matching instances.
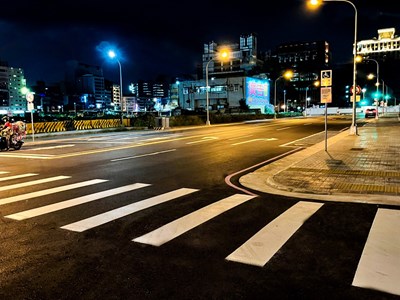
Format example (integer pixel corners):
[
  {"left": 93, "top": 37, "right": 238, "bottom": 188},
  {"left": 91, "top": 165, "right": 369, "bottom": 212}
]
[{"left": 245, "top": 77, "right": 271, "bottom": 112}]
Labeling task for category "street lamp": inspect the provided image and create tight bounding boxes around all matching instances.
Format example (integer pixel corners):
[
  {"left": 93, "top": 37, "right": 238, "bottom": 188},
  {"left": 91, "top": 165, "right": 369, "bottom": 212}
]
[
  {"left": 274, "top": 70, "right": 293, "bottom": 119},
  {"left": 304, "top": 80, "right": 320, "bottom": 117},
  {"left": 205, "top": 49, "right": 230, "bottom": 126},
  {"left": 359, "top": 56, "right": 380, "bottom": 119},
  {"left": 108, "top": 50, "right": 124, "bottom": 125},
  {"left": 309, "top": 0, "right": 358, "bottom": 135},
  {"left": 205, "top": 58, "right": 212, "bottom": 126}
]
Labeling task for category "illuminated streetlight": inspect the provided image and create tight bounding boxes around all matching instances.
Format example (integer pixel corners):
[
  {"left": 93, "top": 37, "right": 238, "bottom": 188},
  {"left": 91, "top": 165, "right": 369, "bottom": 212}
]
[
  {"left": 274, "top": 70, "right": 293, "bottom": 119},
  {"left": 305, "top": 80, "right": 320, "bottom": 117},
  {"left": 108, "top": 50, "right": 124, "bottom": 125},
  {"left": 309, "top": 0, "right": 358, "bottom": 135},
  {"left": 358, "top": 56, "right": 380, "bottom": 119},
  {"left": 205, "top": 49, "right": 230, "bottom": 126}
]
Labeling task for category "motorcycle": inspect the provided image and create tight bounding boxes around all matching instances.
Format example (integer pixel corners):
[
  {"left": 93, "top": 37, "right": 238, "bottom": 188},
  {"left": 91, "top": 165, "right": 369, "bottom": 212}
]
[{"left": 0, "top": 120, "right": 26, "bottom": 151}]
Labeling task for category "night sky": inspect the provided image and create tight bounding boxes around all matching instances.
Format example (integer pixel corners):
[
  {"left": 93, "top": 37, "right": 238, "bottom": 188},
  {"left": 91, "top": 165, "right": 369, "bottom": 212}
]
[{"left": 1, "top": 0, "right": 399, "bottom": 86}]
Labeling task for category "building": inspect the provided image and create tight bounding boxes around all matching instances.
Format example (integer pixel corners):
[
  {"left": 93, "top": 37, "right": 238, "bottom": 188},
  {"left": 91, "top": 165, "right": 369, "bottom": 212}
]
[
  {"left": 128, "top": 80, "right": 169, "bottom": 112},
  {"left": 170, "top": 34, "right": 270, "bottom": 113},
  {"left": 65, "top": 60, "right": 112, "bottom": 111},
  {"left": 202, "top": 33, "right": 263, "bottom": 79},
  {"left": 357, "top": 28, "right": 400, "bottom": 60},
  {"left": 175, "top": 75, "right": 271, "bottom": 114},
  {"left": 174, "top": 35, "right": 332, "bottom": 114},
  {"left": 356, "top": 27, "right": 400, "bottom": 103},
  {"left": 268, "top": 40, "right": 331, "bottom": 108},
  {"left": 0, "top": 61, "right": 27, "bottom": 115}
]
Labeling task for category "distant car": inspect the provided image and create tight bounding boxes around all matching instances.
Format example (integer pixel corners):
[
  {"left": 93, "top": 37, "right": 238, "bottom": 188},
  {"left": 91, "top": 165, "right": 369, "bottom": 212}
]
[{"left": 365, "top": 108, "right": 377, "bottom": 118}]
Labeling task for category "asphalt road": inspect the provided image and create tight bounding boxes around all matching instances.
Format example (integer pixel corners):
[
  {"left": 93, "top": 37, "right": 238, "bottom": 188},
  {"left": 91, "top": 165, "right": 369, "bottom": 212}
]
[{"left": 1, "top": 116, "right": 398, "bottom": 299}]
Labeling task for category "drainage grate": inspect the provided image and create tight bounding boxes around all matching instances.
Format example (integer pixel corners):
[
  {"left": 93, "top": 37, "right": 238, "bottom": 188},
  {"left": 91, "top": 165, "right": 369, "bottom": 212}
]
[{"left": 350, "top": 147, "right": 364, "bottom": 151}]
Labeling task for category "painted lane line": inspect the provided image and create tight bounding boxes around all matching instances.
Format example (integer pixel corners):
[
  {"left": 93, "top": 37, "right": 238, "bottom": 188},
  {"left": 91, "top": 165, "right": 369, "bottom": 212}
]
[
  {"left": 0, "top": 175, "right": 71, "bottom": 192},
  {"left": 133, "top": 194, "right": 256, "bottom": 246},
  {"left": 111, "top": 149, "right": 176, "bottom": 162},
  {"left": 279, "top": 131, "right": 325, "bottom": 147},
  {"left": 0, "top": 179, "right": 107, "bottom": 206},
  {"left": 30, "top": 144, "right": 75, "bottom": 151},
  {"left": 231, "top": 138, "right": 277, "bottom": 146},
  {"left": 6, "top": 183, "right": 150, "bottom": 221},
  {"left": 352, "top": 208, "right": 400, "bottom": 296},
  {"left": 0, "top": 171, "right": 10, "bottom": 174},
  {"left": 276, "top": 127, "right": 291, "bottom": 131},
  {"left": 0, "top": 173, "right": 38, "bottom": 182},
  {"left": 62, "top": 188, "right": 198, "bottom": 232},
  {"left": 0, "top": 153, "right": 54, "bottom": 159},
  {"left": 225, "top": 201, "right": 323, "bottom": 267},
  {"left": 186, "top": 137, "right": 218, "bottom": 144},
  {"left": 228, "top": 135, "right": 254, "bottom": 141}
]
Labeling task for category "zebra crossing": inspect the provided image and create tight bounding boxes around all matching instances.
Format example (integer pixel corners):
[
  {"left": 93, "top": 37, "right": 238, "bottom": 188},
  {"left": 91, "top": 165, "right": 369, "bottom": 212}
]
[{"left": 1, "top": 171, "right": 400, "bottom": 296}]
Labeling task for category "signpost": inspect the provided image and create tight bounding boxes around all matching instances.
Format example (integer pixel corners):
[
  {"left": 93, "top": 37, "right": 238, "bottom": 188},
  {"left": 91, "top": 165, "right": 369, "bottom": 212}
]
[
  {"left": 350, "top": 85, "right": 362, "bottom": 102},
  {"left": 26, "top": 92, "right": 35, "bottom": 142},
  {"left": 321, "top": 70, "right": 332, "bottom": 151}
]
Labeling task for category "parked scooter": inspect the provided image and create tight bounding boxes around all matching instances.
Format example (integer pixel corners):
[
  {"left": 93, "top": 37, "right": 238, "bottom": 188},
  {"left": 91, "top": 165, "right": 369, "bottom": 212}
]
[{"left": 0, "top": 120, "right": 26, "bottom": 151}]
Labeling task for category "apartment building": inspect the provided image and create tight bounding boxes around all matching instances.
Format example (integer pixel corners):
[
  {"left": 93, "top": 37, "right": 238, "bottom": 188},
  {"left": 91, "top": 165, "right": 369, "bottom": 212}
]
[{"left": 0, "top": 61, "right": 27, "bottom": 114}]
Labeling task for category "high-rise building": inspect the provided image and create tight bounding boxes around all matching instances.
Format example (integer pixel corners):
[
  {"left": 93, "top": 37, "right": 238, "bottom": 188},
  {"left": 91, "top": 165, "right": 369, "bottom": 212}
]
[
  {"left": 0, "top": 61, "right": 27, "bottom": 114},
  {"left": 65, "top": 60, "right": 111, "bottom": 110},
  {"left": 202, "top": 33, "right": 263, "bottom": 79}
]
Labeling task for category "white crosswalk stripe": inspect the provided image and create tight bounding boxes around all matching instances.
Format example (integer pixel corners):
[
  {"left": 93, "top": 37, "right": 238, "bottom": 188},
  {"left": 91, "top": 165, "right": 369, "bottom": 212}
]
[
  {"left": 5, "top": 183, "right": 150, "bottom": 221},
  {"left": 0, "top": 175, "right": 71, "bottom": 192},
  {"left": 225, "top": 201, "right": 324, "bottom": 267},
  {"left": 2, "top": 170, "right": 400, "bottom": 296},
  {"left": 352, "top": 208, "right": 400, "bottom": 296},
  {"left": 0, "top": 173, "right": 38, "bottom": 182},
  {"left": 61, "top": 188, "right": 198, "bottom": 232},
  {"left": 133, "top": 194, "right": 256, "bottom": 246},
  {"left": 0, "top": 179, "right": 107, "bottom": 206}
]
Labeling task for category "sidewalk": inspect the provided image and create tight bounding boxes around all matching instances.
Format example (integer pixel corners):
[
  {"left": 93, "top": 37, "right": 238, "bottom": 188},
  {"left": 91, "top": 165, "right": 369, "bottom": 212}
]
[{"left": 239, "top": 115, "right": 400, "bottom": 206}]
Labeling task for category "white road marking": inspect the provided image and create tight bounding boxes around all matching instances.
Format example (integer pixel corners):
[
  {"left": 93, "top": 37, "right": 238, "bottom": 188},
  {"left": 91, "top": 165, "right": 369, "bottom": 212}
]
[
  {"left": 0, "top": 179, "right": 107, "bottom": 206},
  {"left": 62, "top": 188, "right": 198, "bottom": 232},
  {"left": 0, "top": 173, "right": 38, "bottom": 182},
  {"left": 110, "top": 149, "right": 176, "bottom": 162},
  {"left": 133, "top": 194, "right": 256, "bottom": 246},
  {"left": 352, "top": 208, "right": 400, "bottom": 296},
  {"left": 0, "top": 153, "right": 54, "bottom": 159},
  {"left": 231, "top": 138, "right": 277, "bottom": 145},
  {"left": 6, "top": 183, "right": 150, "bottom": 220},
  {"left": 186, "top": 137, "right": 218, "bottom": 144},
  {"left": 0, "top": 171, "right": 10, "bottom": 174},
  {"left": 30, "top": 144, "right": 75, "bottom": 150},
  {"left": 279, "top": 131, "right": 325, "bottom": 147},
  {"left": 228, "top": 135, "right": 254, "bottom": 141},
  {"left": 225, "top": 201, "right": 323, "bottom": 267},
  {"left": 0, "top": 175, "right": 71, "bottom": 192},
  {"left": 276, "top": 127, "right": 291, "bottom": 131}
]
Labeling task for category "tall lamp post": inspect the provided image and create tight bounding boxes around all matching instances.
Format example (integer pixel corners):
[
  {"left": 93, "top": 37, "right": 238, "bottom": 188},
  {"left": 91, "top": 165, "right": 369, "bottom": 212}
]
[
  {"left": 361, "top": 56, "right": 380, "bottom": 119},
  {"left": 205, "top": 49, "right": 230, "bottom": 126},
  {"left": 108, "top": 50, "right": 124, "bottom": 125},
  {"left": 304, "top": 80, "right": 320, "bottom": 117},
  {"left": 205, "top": 58, "right": 213, "bottom": 126},
  {"left": 274, "top": 70, "right": 293, "bottom": 119},
  {"left": 309, "top": 0, "right": 358, "bottom": 135}
]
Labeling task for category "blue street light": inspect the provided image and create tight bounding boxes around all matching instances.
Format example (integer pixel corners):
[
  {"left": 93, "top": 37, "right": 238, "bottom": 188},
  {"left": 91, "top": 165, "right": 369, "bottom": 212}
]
[{"left": 108, "top": 50, "right": 124, "bottom": 125}]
